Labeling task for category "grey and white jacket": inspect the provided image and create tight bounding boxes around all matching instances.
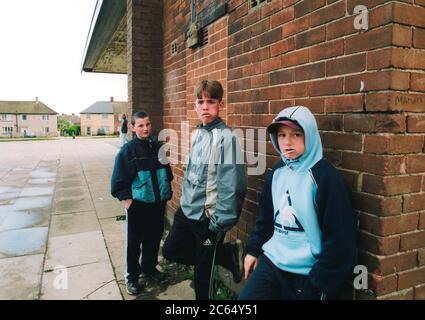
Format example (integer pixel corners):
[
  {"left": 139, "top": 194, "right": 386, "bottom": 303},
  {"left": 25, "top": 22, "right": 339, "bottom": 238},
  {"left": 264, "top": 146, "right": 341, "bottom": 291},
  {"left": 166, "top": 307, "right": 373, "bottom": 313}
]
[{"left": 180, "top": 117, "right": 246, "bottom": 233}]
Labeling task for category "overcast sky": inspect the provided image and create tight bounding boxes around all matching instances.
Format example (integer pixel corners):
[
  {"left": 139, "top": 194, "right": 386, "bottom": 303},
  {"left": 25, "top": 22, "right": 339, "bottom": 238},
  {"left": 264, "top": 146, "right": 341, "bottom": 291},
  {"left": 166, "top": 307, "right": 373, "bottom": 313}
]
[{"left": 0, "top": 0, "right": 127, "bottom": 115}]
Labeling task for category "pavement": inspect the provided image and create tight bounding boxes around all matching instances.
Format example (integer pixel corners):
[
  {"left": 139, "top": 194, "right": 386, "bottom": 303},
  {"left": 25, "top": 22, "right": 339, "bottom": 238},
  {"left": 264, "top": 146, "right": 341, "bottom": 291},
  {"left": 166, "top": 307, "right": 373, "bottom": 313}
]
[{"left": 0, "top": 137, "right": 195, "bottom": 300}]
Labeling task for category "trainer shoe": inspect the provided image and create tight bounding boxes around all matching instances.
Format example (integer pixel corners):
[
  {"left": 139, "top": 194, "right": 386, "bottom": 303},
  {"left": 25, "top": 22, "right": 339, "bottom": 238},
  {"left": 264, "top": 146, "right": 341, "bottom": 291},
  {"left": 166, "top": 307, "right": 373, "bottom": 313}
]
[{"left": 126, "top": 281, "right": 142, "bottom": 295}]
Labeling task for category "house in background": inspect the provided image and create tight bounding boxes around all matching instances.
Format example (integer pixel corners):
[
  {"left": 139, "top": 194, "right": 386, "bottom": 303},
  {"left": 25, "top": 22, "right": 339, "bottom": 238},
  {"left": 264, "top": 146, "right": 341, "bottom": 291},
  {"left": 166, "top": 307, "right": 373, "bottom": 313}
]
[
  {"left": 0, "top": 98, "right": 58, "bottom": 137},
  {"left": 58, "top": 113, "right": 81, "bottom": 126},
  {"left": 80, "top": 97, "right": 127, "bottom": 136}
]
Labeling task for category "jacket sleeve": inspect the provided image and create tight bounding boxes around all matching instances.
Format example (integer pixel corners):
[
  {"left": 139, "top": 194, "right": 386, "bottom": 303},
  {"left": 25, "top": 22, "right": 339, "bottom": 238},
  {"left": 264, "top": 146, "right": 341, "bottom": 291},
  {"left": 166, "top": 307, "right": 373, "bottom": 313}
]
[
  {"left": 246, "top": 169, "right": 275, "bottom": 257},
  {"left": 111, "top": 147, "right": 135, "bottom": 201},
  {"left": 308, "top": 168, "right": 357, "bottom": 294},
  {"left": 209, "top": 134, "right": 246, "bottom": 233}
]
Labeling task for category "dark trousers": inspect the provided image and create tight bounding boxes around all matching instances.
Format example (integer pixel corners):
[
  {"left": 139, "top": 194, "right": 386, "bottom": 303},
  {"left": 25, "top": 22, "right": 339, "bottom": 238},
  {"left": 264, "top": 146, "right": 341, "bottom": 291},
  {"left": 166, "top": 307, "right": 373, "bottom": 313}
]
[
  {"left": 238, "top": 254, "right": 324, "bottom": 300},
  {"left": 126, "top": 200, "right": 166, "bottom": 283},
  {"left": 162, "top": 207, "right": 235, "bottom": 300}
]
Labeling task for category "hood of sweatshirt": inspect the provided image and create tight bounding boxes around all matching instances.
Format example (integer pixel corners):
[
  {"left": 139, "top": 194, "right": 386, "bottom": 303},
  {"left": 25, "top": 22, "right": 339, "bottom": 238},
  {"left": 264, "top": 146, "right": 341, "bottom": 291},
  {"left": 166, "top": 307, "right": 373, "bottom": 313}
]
[{"left": 267, "top": 106, "right": 323, "bottom": 172}]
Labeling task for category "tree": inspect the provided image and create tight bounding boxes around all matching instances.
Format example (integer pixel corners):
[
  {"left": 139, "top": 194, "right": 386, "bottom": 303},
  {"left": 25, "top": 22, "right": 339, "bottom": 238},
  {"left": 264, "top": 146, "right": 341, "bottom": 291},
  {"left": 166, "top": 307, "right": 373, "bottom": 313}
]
[{"left": 57, "top": 118, "right": 72, "bottom": 136}]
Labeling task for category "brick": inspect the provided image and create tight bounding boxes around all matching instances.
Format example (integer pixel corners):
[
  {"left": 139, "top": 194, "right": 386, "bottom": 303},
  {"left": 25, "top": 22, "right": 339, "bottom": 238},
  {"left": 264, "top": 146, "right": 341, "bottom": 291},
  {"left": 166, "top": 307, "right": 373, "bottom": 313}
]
[
  {"left": 367, "top": 48, "right": 392, "bottom": 70},
  {"left": 393, "top": 24, "right": 413, "bottom": 48},
  {"left": 259, "top": 87, "right": 281, "bottom": 100},
  {"left": 261, "top": 0, "right": 283, "bottom": 18},
  {"left": 369, "top": 273, "right": 398, "bottom": 296},
  {"left": 366, "top": 92, "right": 425, "bottom": 113},
  {"left": 359, "top": 250, "right": 417, "bottom": 276},
  {"left": 419, "top": 249, "right": 425, "bottom": 266},
  {"left": 326, "top": 16, "right": 356, "bottom": 41},
  {"left": 261, "top": 56, "right": 281, "bottom": 73},
  {"left": 360, "top": 212, "right": 419, "bottom": 236},
  {"left": 323, "top": 132, "right": 362, "bottom": 151},
  {"left": 403, "top": 193, "right": 425, "bottom": 213},
  {"left": 294, "top": 0, "right": 326, "bottom": 18},
  {"left": 309, "top": 1, "right": 345, "bottom": 28},
  {"left": 294, "top": 97, "right": 325, "bottom": 113},
  {"left": 324, "top": 95, "right": 363, "bottom": 113},
  {"left": 362, "top": 175, "right": 422, "bottom": 196},
  {"left": 308, "top": 78, "right": 343, "bottom": 97},
  {"left": 347, "top": 0, "right": 390, "bottom": 12},
  {"left": 413, "top": 28, "right": 425, "bottom": 48},
  {"left": 411, "top": 73, "right": 425, "bottom": 92},
  {"left": 415, "top": 284, "right": 425, "bottom": 299},
  {"left": 364, "top": 135, "right": 424, "bottom": 154},
  {"left": 344, "top": 114, "right": 406, "bottom": 133},
  {"left": 295, "top": 62, "right": 325, "bottom": 81},
  {"left": 342, "top": 153, "right": 403, "bottom": 176},
  {"left": 358, "top": 231, "right": 400, "bottom": 255},
  {"left": 398, "top": 267, "right": 425, "bottom": 290},
  {"left": 281, "top": 82, "right": 309, "bottom": 98},
  {"left": 345, "top": 71, "right": 410, "bottom": 94},
  {"left": 408, "top": 115, "right": 425, "bottom": 133},
  {"left": 251, "top": 74, "right": 270, "bottom": 88},
  {"left": 270, "top": 38, "right": 295, "bottom": 57},
  {"left": 392, "top": 48, "right": 425, "bottom": 69},
  {"left": 353, "top": 192, "right": 402, "bottom": 217},
  {"left": 394, "top": 3, "right": 425, "bottom": 28},
  {"left": 367, "top": 3, "right": 393, "bottom": 29},
  {"left": 378, "top": 289, "right": 414, "bottom": 300},
  {"left": 283, "top": 16, "right": 309, "bottom": 37},
  {"left": 400, "top": 230, "right": 425, "bottom": 251},
  {"left": 271, "top": 7, "right": 294, "bottom": 28},
  {"left": 421, "top": 212, "right": 425, "bottom": 229},
  {"left": 270, "top": 99, "right": 295, "bottom": 114},
  {"left": 310, "top": 39, "right": 344, "bottom": 62},
  {"left": 406, "top": 155, "right": 425, "bottom": 173},
  {"left": 295, "top": 26, "right": 326, "bottom": 49},
  {"left": 270, "top": 69, "right": 294, "bottom": 85},
  {"left": 326, "top": 53, "right": 366, "bottom": 76},
  {"left": 281, "top": 48, "right": 309, "bottom": 67},
  {"left": 260, "top": 27, "right": 282, "bottom": 47},
  {"left": 315, "top": 114, "right": 343, "bottom": 131}
]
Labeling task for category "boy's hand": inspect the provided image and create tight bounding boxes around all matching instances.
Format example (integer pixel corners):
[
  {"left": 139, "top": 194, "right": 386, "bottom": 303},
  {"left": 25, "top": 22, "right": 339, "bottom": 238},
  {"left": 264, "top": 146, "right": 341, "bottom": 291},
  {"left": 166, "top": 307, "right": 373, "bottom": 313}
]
[
  {"left": 244, "top": 254, "right": 258, "bottom": 280},
  {"left": 124, "top": 199, "right": 133, "bottom": 210}
]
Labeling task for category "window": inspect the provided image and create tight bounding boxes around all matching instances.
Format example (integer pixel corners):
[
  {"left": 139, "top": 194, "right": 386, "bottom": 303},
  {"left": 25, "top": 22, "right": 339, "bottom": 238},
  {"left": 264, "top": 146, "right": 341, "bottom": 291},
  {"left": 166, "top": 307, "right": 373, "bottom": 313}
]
[
  {"left": 250, "top": 0, "right": 268, "bottom": 9},
  {"left": 22, "top": 115, "right": 27, "bottom": 121},
  {"left": 1, "top": 114, "right": 8, "bottom": 121},
  {"left": 86, "top": 114, "right": 91, "bottom": 119},
  {"left": 171, "top": 40, "right": 178, "bottom": 56},
  {"left": 42, "top": 115, "right": 49, "bottom": 121},
  {"left": 43, "top": 127, "right": 49, "bottom": 134},
  {"left": 2, "top": 127, "right": 13, "bottom": 133},
  {"left": 102, "top": 114, "right": 109, "bottom": 119}
]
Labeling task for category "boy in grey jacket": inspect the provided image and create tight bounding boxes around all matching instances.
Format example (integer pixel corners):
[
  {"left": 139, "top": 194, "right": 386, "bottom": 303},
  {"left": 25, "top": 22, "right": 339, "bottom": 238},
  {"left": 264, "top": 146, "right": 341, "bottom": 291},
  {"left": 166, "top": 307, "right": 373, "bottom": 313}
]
[{"left": 162, "top": 80, "right": 247, "bottom": 300}]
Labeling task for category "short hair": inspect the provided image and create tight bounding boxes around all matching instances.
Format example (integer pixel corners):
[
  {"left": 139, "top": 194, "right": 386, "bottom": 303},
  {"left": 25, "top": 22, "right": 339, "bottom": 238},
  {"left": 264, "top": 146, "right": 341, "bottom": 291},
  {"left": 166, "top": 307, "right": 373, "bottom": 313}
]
[
  {"left": 194, "top": 80, "right": 223, "bottom": 101},
  {"left": 133, "top": 111, "right": 149, "bottom": 120}
]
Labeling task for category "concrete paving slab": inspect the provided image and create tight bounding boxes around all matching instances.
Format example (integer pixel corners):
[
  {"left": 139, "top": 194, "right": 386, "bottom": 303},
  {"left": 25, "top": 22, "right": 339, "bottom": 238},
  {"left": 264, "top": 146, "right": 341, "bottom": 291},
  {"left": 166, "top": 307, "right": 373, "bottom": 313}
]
[
  {"left": 94, "top": 200, "right": 124, "bottom": 219},
  {"left": 53, "top": 197, "right": 94, "bottom": 215},
  {"left": 44, "top": 231, "right": 110, "bottom": 270},
  {"left": 0, "top": 210, "right": 49, "bottom": 232},
  {"left": 0, "top": 254, "right": 44, "bottom": 300},
  {"left": 49, "top": 211, "right": 100, "bottom": 237},
  {"left": 54, "top": 186, "right": 90, "bottom": 200},
  {"left": 105, "top": 240, "right": 125, "bottom": 281},
  {"left": 157, "top": 280, "right": 195, "bottom": 300},
  {"left": 56, "top": 179, "right": 86, "bottom": 189},
  {"left": 0, "top": 227, "right": 48, "bottom": 258},
  {"left": 99, "top": 218, "right": 126, "bottom": 243},
  {"left": 41, "top": 261, "right": 121, "bottom": 300},
  {"left": 30, "top": 169, "right": 56, "bottom": 179},
  {"left": 27, "top": 178, "right": 56, "bottom": 185},
  {"left": 21, "top": 186, "right": 54, "bottom": 197},
  {"left": 14, "top": 196, "right": 52, "bottom": 211}
]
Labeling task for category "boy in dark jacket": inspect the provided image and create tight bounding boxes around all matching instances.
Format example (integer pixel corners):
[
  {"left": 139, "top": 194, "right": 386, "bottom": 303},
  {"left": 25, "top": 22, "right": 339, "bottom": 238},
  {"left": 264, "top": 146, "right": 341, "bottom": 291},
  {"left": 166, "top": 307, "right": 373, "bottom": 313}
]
[
  {"left": 239, "top": 106, "right": 357, "bottom": 300},
  {"left": 111, "top": 111, "right": 173, "bottom": 295}
]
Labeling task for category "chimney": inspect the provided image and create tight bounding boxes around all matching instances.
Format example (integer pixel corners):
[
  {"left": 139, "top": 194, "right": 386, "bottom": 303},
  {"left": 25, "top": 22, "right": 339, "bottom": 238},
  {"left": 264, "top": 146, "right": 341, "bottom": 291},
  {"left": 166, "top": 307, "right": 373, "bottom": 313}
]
[
  {"left": 110, "top": 96, "right": 114, "bottom": 102},
  {"left": 35, "top": 96, "right": 39, "bottom": 103}
]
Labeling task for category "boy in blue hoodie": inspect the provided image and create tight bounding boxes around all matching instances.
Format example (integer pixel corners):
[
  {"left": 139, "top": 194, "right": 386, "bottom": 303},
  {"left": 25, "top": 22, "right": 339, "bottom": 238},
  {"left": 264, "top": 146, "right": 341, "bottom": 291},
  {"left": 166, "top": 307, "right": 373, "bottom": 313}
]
[
  {"left": 111, "top": 111, "right": 173, "bottom": 295},
  {"left": 239, "top": 106, "right": 356, "bottom": 300}
]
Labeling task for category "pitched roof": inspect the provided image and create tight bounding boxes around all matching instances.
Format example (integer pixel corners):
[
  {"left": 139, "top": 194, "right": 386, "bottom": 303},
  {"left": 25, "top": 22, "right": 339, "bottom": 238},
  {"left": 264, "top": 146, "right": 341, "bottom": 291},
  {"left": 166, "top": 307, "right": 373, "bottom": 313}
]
[
  {"left": 0, "top": 100, "right": 57, "bottom": 114},
  {"left": 80, "top": 101, "right": 128, "bottom": 114}
]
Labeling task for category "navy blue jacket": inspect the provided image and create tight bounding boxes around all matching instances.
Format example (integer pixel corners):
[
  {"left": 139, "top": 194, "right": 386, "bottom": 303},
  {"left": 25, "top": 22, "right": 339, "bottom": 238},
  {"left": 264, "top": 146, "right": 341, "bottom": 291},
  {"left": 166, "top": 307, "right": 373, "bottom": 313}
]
[{"left": 111, "top": 136, "right": 173, "bottom": 203}]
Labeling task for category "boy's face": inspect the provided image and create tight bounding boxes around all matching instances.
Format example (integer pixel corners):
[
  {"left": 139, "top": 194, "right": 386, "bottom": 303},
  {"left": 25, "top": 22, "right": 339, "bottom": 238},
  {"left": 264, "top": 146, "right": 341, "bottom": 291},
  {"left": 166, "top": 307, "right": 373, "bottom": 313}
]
[
  {"left": 277, "top": 125, "right": 305, "bottom": 160},
  {"left": 195, "top": 91, "right": 222, "bottom": 126},
  {"left": 133, "top": 117, "right": 152, "bottom": 139}
]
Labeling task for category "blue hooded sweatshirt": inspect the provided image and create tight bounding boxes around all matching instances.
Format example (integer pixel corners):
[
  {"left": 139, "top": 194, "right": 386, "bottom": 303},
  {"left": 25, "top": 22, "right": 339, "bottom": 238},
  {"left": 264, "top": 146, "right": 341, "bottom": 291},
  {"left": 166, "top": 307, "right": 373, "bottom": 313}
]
[{"left": 246, "top": 106, "right": 357, "bottom": 294}]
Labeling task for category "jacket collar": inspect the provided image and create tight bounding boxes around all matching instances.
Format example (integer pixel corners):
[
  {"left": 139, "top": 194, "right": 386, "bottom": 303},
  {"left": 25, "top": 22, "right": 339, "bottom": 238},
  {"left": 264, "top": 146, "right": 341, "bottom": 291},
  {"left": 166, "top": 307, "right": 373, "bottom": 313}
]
[{"left": 197, "top": 117, "right": 224, "bottom": 131}]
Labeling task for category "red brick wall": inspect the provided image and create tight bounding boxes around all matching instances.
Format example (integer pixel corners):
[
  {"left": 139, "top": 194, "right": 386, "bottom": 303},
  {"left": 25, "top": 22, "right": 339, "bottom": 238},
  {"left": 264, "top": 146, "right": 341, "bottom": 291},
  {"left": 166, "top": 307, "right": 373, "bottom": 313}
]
[
  {"left": 127, "top": 0, "right": 164, "bottom": 131},
  {"left": 128, "top": 0, "right": 425, "bottom": 299},
  {"left": 226, "top": 0, "right": 425, "bottom": 299}
]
